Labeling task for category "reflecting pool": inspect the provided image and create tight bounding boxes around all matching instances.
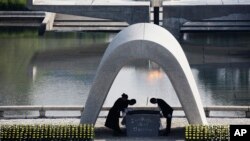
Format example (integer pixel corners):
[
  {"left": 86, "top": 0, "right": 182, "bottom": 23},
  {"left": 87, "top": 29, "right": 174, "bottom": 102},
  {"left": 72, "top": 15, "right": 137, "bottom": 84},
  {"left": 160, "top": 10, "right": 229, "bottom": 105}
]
[{"left": 0, "top": 30, "right": 249, "bottom": 116}]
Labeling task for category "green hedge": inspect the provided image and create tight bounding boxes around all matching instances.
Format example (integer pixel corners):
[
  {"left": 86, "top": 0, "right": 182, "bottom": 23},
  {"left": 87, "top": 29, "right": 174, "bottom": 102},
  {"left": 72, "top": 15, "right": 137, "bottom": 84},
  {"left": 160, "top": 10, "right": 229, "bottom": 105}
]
[
  {"left": 185, "top": 125, "right": 229, "bottom": 141},
  {"left": 0, "top": 0, "right": 28, "bottom": 10},
  {"left": 0, "top": 124, "right": 94, "bottom": 140}
]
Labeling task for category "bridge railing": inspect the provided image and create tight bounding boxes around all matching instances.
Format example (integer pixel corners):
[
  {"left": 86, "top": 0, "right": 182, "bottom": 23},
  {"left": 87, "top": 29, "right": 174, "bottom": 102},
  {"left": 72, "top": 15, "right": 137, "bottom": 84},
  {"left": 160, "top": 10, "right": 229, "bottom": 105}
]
[{"left": 0, "top": 105, "right": 249, "bottom": 119}]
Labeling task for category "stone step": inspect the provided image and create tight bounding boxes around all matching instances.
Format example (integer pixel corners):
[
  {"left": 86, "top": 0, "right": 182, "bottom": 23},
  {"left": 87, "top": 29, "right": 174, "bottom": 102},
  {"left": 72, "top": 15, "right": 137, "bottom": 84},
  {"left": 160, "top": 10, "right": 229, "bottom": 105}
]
[
  {"left": 0, "top": 23, "right": 41, "bottom": 27},
  {"left": 0, "top": 11, "right": 45, "bottom": 21},
  {"left": 0, "top": 15, "right": 45, "bottom": 18},
  {"left": 54, "top": 13, "right": 111, "bottom": 22},
  {"left": 181, "top": 27, "right": 250, "bottom": 32},
  {"left": 53, "top": 22, "right": 128, "bottom": 27},
  {"left": 0, "top": 11, "right": 45, "bottom": 15},
  {"left": 183, "top": 21, "right": 250, "bottom": 27},
  {"left": 0, "top": 18, "right": 44, "bottom": 24},
  {"left": 0, "top": 11, "right": 45, "bottom": 28},
  {"left": 181, "top": 21, "right": 250, "bottom": 32},
  {"left": 52, "top": 13, "right": 128, "bottom": 31},
  {"left": 52, "top": 26, "right": 125, "bottom": 31}
]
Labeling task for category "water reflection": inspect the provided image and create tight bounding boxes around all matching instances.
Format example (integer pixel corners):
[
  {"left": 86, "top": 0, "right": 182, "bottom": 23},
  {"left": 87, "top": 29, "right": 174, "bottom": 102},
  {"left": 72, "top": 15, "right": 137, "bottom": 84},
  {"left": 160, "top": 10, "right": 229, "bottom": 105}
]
[
  {"left": 182, "top": 32, "right": 250, "bottom": 65},
  {"left": 29, "top": 55, "right": 102, "bottom": 105},
  {"left": 0, "top": 30, "right": 250, "bottom": 117},
  {"left": 148, "top": 70, "right": 163, "bottom": 81},
  {"left": 105, "top": 60, "right": 180, "bottom": 107},
  {"left": 196, "top": 66, "right": 250, "bottom": 105},
  {"left": 0, "top": 30, "right": 113, "bottom": 107},
  {"left": 181, "top": 32, "right": 250, "bottom": 106}
]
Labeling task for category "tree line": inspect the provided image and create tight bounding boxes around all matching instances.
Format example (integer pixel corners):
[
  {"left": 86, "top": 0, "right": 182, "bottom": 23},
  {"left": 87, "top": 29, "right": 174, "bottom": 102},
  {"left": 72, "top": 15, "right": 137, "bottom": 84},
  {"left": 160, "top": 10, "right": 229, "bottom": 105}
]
[{"left": 0, "top": 0, "right": 28, "bottom": 10}]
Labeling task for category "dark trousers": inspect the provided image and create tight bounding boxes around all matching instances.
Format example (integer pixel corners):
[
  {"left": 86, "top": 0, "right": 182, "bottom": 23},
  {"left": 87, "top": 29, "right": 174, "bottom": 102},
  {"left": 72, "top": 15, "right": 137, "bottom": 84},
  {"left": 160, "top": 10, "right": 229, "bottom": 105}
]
[
  {"left": 166, "top": 117, "right": 172, "bottom": 133},
  {"left": 165, "top": 111, "right": 173, "bottom": 133}
]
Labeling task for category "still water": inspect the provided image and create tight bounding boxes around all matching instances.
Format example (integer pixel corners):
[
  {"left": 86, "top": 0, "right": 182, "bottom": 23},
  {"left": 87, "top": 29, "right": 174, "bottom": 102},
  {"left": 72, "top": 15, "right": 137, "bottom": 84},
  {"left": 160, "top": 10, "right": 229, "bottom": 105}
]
[{"left": 0, "top": 30, "right": 249, "bottom": 116}]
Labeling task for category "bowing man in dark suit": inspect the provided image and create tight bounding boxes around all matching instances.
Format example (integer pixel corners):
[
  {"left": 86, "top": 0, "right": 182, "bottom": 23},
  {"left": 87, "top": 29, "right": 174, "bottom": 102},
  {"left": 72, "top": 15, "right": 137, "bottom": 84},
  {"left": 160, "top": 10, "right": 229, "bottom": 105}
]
[
  {"left": 105, "top": 93, "right": 136, "bottom": 135},
  {"left": 150, "top": 98, "right": 173, "bottom": 135}
]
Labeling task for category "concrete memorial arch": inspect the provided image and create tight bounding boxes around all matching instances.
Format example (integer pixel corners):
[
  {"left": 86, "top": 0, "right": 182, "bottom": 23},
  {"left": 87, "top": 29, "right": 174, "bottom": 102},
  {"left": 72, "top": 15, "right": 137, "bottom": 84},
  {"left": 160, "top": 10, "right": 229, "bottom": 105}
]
[{"left": 80, "top": 23, "right": 207, "bottom": 125}]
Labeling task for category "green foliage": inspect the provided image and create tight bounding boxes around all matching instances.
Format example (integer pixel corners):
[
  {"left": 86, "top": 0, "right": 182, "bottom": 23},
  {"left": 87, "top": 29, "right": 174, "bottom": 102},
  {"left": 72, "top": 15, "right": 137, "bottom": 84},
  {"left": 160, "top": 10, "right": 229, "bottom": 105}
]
[
  {"left": 0, "top": 124, "right": 94, "bottom": 140},
  {"left": 185, "top": 125, "right": 229, "bottom": 141},
  {"left": 0, "top": 0, "right": 28, "bottom": 10},
  {"left": 0, "top": 28, "right": 38, "bottom": 38}
]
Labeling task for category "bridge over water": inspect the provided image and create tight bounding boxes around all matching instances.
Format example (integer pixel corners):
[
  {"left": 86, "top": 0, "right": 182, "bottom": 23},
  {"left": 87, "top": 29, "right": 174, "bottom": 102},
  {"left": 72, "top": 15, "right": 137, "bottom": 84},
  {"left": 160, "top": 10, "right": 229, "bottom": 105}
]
[{"left": 28, "top": 0, "right": 250, "bottom": 38}]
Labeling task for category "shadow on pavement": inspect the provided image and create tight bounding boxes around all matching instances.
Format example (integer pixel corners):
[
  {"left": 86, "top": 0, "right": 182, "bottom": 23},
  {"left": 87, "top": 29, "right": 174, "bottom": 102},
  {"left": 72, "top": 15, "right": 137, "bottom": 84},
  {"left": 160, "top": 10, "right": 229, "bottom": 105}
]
[{"left": 95, "top": 127, "right": 185, "bottom": 141}]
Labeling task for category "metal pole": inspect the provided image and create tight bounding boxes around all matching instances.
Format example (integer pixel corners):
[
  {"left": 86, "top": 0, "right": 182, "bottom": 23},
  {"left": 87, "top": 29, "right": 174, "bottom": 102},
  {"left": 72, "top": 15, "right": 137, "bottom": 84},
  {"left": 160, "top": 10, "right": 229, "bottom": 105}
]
[{"left": 154, "top": 6, "right": 159, "bottom": 25}]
